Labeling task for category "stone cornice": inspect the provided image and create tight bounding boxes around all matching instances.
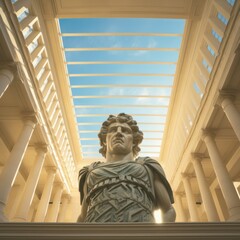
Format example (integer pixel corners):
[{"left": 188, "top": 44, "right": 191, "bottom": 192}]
[{"left": 0, "top": 222, "right": 239, "bottom": 240}]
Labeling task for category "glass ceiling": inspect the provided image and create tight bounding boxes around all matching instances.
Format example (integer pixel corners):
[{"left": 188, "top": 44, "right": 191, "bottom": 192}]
[{"left": 59, "top": 18, "right": 185, "bottom": 160}]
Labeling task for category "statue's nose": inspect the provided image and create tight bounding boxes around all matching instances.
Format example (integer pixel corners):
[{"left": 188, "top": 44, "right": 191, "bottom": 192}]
[{"left": 116, "top": 127, "right": 123, "bottom": 135}]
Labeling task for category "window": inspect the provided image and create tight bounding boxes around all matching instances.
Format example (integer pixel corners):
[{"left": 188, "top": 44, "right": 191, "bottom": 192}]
[
  {"left": 217, "top": 12, "right": 228, "bottom": 25},
  {"left": 17, "top": 9, "right": 29, "bottom": 22},
  {"left": 207, "top": 45, "right": 216, "bottom": 57},
  {"left": 211, "top": 29, "right": 223, "bottom": 42},
  {"left": 59, "top": 18, "right": 185, "bottom": 159},
  {"left": 227, "top": 0, "right": 235, "bottom": 6},
  {"left": 202, "top": 59, "right": 212, "bottom": 73}
]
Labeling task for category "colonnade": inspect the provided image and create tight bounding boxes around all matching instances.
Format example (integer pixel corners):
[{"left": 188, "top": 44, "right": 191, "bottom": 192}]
[
  {"left": 176, "top": 94, "right": 240, "bottom": 222},
  {"left": 1, "top": 66, "right": 240, "bottom": 223},
  {"left": 0, "top": 67, "right": 71, "bottom": 222}
]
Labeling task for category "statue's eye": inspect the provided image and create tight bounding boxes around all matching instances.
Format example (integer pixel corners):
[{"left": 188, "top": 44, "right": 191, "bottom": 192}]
[
  {"left": 108, "top": 127, "right": 116, "bottom": 133},
  {"left": 124, "top": 128, "right": 132, "bottom": 134}
]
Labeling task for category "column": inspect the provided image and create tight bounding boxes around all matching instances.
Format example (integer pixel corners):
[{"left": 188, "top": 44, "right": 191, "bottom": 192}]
[
  {"left": 202, "top": 130, "right": 240, "bottom": 221},
  {"left": 175, "top": 193, "right": 187, "bottom": 222},
  {"left": 219, "top": 96, "right": 240, "bottom": 142},
  {"left": 57, "top": 194, "right": 71, "bottom": 222},
  {"left": 182, "top": 174, "right": 200, "bottom": 221},
  {"left": 46, "top": 183, "right": 63, "bottom": 222},
  {"left": 0, "top": 69, "right": 14, "bottom": 98},
  {"left": 27, "top": 205, "right": 36, "bottom": 222},
  {"left": 5, "top": 184, "right": 24, "bottom": 220},
  {"left": 0, "top": 117, "right": 36, "bottom": 222},
  {"left": 34, "top": 167, "right": 57, "bottom": 222},
  {"left": 192, "top": 154, "right": 219, "bottom": 221},
  {"left": 13, "top": 145, "right": 48, "bottom": 221}
]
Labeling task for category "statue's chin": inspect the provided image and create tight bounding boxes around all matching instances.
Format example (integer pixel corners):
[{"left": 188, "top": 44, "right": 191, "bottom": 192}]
[{"left": 111, "top": 144, "right": 128, "bottom": 155}]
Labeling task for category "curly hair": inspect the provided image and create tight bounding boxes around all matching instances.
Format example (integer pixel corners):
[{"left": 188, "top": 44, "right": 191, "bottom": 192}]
[{"left": 98, "top": 113, "right": 143, "bottom": 158}]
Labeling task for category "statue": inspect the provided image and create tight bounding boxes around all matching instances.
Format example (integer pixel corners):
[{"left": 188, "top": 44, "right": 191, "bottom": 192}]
[{"left": 78, "top": 113, "right": 176, "bottom": 222}]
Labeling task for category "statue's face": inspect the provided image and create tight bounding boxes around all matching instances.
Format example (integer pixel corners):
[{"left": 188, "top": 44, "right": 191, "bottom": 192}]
[{"left": 106, "top": 122, "right": 134, "bottom": 156}]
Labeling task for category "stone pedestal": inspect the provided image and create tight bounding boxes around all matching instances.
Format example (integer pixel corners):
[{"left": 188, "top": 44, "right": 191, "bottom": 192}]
[{"left": 0, "top": 222, "right": 240, "bottom": 239}]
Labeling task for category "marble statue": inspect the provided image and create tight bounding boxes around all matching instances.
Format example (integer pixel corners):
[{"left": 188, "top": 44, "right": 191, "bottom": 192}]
[{"left": 78, "top": 113, "right": 176, "bottom": 222}]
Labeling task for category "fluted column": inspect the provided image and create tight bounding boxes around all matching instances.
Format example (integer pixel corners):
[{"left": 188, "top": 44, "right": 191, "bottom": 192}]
[
  {"left": 0, "top": 69, "right": 14, "bottom": 98},
  {"left": 202, "top": 131, "right": 240, "bottom": 221},
  {"left": 47, "top": 183, "right": 63, "bottom": 222},
  {"left": 182, "top": 174, "right": 200, "bottom": 221},
  {"left": 175, "top": 193, "right": 187, "bottom": 222},
  {"left": 34, "top": 167, "right": 57, "bottom": 222},
  {"left": 57, "top": 194, "right": 71, "bottom": 222},
  {"left": 218, "top": 95, "right": 240, "bottom": 141},
  {"left": 13, "top": 146, "right": 48, "bottom": 222},
  {"left": 192, "top": 154, "right": 219, "bottom": 221},
  {"left": 0, "top": 117, "right": 36, "bottom": 222}
]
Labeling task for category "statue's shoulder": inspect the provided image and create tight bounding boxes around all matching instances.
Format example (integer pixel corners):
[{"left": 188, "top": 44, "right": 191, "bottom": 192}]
[
  {"left": 78, "top": 161, "right": 102, "bottom": 204},
  {"left": 79, "top": 161, "right": 102, "bottom": 178},
  {"left": 136, "top": 156, "right": 174, "bottom": 204},
  {"left": 136, "top": 156, "right": 166, "bottom": 177}
]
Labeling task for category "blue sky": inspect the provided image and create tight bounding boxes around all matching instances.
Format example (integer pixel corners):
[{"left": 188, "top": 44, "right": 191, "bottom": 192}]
[
  {"left": 59, "top": 18, "right": 185, "bottom": 159},
  {"left": 60, "top": 18, "right": 185, "bottom": 33}
]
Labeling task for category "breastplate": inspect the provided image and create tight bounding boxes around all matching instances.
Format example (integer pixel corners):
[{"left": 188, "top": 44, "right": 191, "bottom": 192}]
[{"left": 84, "top": 161, "right": 155, "bottom": 222}]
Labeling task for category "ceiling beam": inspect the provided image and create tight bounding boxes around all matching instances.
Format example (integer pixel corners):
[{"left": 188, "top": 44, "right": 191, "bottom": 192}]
[
  {"left": 79, "top": 130, "right": 163, "bottom": 133},
  {"left": 41, "top": 0, "right": 202, "bottom": 19},
  {"left": 80, "top": 137, "right": 162, "bottom": 140},
  {"left": 81, "top": 144, "right": 161, "bottom": 148},
  {"left": 61, "top": 33, "right": 183, "bottom": 37},
  {"left": 69, "top": 73, "right": 174, "bottom": 77},
  {"left": 71, "top": 85, "right": 172, "bottom": 89},
  {"left": 77, "top": 122, "right": 166, "bottom": 125},
  {"left": 74, "top": 105, "right": 168, "bottom": 108},
  {"left": 73, "top": 95, "right": 170, "bottom": 99},
  {"left": 76, "top": 113, "right": 166, "bottom": 117},
  {"left": 66, "top": 61, "right": 177, "bottom": 65},
  {"left": 83, "top": 151, "right": 160, "bottom": 154},
  {"left": 64, "top": 47, "right": 179, "bottom": 52}
]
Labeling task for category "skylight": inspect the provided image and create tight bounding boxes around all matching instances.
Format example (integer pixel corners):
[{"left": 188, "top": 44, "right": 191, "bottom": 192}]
[{"left": 59, "top": 18, "right": 185, "bottom": 161}]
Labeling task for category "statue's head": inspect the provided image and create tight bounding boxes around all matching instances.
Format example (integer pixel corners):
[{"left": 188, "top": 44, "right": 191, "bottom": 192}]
[{"left": 98, "top": 113, "right": 143, "bottom": 158}]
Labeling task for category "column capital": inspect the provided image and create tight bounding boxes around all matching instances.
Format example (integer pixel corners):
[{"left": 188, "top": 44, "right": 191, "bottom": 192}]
[
  {"left": 181, "top": 173, "right": 195, "bottom": 180},
  {"left": 201, "top": 129, "right": 215, "bottom": 141},
  {"left": 54, "top": 182, "right": 64, "bottom": 190},
  {"left": 35, "top": 144, "right": 48, "bottom": 153},
  {"left": 22, "top": 112, "right": 38, "bottom": 125},
  {"left": 181, "top": 173, "right": 188, "bottom": 179},
  {"left": 214, "top": 90, "right": 237, "bottom": 108},
  {"left": 0, "top": 68, "right": 14, "bottom": 81},
  {"left": 175, "top": 192, "right": 185, "bottom": 197},
  {"left": 62, "top": 194, "right": 71, "bottom": 202},
  {"left": 191, "top": 153, "right": 204, "bottom": 161},
  {"left": 0, "top": 61, "right": 17, "bottom": 72},
  {"left": 45, "top": 166, "right": 57, "bottom": 174}
]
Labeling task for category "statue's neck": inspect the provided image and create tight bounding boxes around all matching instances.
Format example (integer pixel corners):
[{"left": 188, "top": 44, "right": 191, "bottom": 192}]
[{"left": 106, "top": 152, "right": 134, "bottom": 163}]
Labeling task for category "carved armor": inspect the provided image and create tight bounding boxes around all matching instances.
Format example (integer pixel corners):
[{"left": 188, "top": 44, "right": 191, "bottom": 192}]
[{"left": 79, "top": 157, "right": 173, "bottom": 222}]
